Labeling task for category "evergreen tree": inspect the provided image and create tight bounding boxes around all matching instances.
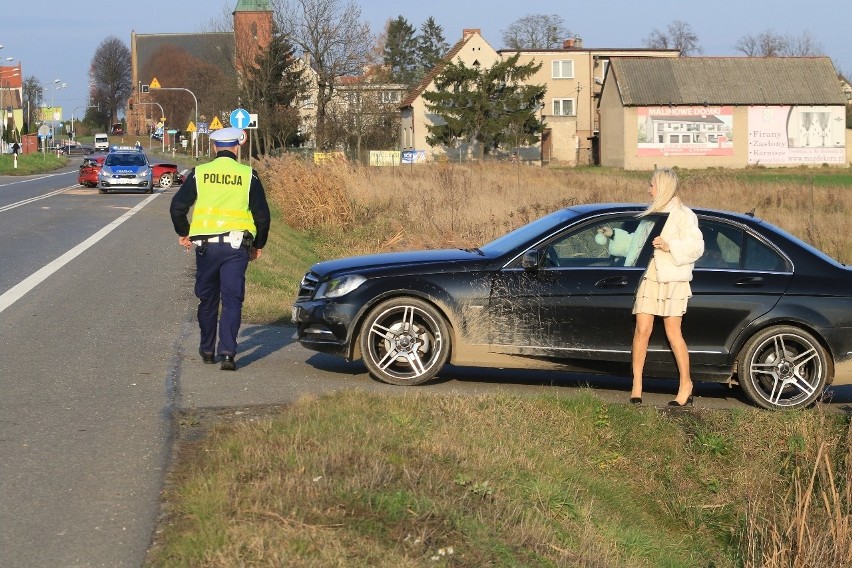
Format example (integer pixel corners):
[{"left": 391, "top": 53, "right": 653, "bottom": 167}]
[
  {"left": 383, "top": 16, "right": 418, "bottom": 86},
  {"left": 241, "top": 24, "right": 309, "bottom": 154},
  {"left": 422, "top": 53, "right": 545, "bottom": 157},
  {"left": 416, "top": 17, "right": 449, "bottom": 80}
]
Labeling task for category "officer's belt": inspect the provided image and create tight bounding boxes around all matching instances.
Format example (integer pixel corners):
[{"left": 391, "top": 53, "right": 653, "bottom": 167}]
[{"left": 192, "top": 232, "right": 253, "bottom": 246}]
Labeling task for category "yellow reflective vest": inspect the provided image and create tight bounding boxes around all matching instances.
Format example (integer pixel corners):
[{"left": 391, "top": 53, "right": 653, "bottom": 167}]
[{"left": 188, "top": 157, "right": 257, "bottom": 238}]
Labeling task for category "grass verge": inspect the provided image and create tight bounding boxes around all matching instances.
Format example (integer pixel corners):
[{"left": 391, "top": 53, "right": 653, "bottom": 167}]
[
  {"left": 0, "top": 152, "right": 67, "bottom": 175},
  {"left": 147, "top": 391, "right": 851, "bottom": 567}
]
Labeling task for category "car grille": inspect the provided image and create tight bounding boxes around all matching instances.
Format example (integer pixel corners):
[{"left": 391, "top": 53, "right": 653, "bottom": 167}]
[{"left": 297, "top": 272, "right": 320, "bottom": 299}]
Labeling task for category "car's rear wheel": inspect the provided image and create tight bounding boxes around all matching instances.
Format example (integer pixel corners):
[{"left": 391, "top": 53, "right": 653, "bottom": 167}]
[
  {"left": 158, "top": 173, "right": 173, "bottom": 189},
  {"left": 737, "top": 325, "right": 830, "bottom": 410},
  {"left": 359, "top": 297, "right": 450, "bottom": 386}
]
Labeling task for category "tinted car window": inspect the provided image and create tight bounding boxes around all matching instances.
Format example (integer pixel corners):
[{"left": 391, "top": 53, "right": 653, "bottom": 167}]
[
  {"left": 696, "top": 220, "right": 743, "bottom": 269},
  {"left": 743, "top": 234, "right": 787, "bottom": 271}
]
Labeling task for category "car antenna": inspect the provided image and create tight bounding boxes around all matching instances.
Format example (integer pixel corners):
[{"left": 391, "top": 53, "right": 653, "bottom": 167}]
[{"left": 745, "top": 206, "right": 757, "bottom": 218}]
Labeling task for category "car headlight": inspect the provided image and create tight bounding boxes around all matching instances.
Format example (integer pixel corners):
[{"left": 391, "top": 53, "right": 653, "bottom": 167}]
[
  {"left": 140, "top": 169, "right": 151, "bottom": 178},
  {"left": 315, "top": 274, "right": 366, "bottom": 299}
]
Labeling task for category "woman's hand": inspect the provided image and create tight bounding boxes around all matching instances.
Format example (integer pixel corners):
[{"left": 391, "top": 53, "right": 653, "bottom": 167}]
[
  {"left": 597, "top": 226, "right": 614, "bottom": 238},
  {"left": 652, "top": 236, "right": 670, "bottom": 252}
]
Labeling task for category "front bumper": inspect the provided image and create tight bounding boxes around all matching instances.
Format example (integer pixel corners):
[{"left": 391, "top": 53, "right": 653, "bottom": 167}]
[{"left": 292, "top": 300, "right": 360, "bottom": 357}]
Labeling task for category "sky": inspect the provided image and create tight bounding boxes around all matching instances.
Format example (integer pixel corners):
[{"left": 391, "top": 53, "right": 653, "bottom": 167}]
[{"left": 3, "top": 0, "right": 850, "bottom": 117}]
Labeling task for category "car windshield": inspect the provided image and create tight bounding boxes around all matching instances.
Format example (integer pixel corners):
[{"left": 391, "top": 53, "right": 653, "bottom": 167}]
[
  {"left": 479, "top": 208, "right": 579, "bottom": 256},
  {"left": 105, "top": 153, "right": 146, "bottom": 167}
]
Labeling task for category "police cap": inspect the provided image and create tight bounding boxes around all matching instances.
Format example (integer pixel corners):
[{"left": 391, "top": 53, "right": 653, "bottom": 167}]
[{"left": 210, "top": 127, "right": 243, "bottom": 147}]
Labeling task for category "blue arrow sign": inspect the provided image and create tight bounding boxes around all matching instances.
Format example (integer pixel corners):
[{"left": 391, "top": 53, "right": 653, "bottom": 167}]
[{"left": 229, "top": 108, "right": 250, "bottom": 129}]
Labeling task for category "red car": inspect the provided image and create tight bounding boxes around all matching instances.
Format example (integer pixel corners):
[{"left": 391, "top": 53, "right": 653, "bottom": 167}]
[
  {"left": 78, "top": 155, "right": 183, "bottom": 189},
  {"left": 78, "top": 155, "right": 106, "bottom": 187}
]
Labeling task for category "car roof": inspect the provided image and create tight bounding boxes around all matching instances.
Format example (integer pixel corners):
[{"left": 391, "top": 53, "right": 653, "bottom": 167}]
[{"left": 566, "top": 202, "right": 768, "bottom": 224}]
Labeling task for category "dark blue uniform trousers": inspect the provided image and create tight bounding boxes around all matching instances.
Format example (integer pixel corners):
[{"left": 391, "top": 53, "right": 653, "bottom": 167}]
[{"left": 194, "top": 242, "right": 249, "bottom": 357}]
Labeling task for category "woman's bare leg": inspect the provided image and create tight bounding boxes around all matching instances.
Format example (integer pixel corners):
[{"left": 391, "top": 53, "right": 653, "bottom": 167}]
[
  {"left": 632, "top": 313, "right": 654, "bottom": 398},
  {"left": 663, "top": 316, "right": 693, "bottom": 403}
]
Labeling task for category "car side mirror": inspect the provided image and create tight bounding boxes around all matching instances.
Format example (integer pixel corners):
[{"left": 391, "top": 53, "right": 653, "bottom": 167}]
[{"left": 521, "top": 249, "right": 540, "bottom": 270}]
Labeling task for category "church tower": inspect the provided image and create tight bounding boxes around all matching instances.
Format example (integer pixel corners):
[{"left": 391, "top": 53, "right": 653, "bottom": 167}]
[{"left": 233, "top": 0, "right": 274, "bottom": 72}]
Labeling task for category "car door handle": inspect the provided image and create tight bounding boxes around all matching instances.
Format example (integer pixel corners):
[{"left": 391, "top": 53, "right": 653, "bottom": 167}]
[
  {"left": 735, "top": 276, "right": 765, "bottom": 287},
  {"left": 596, "top": 276, "right": 629, "bottom": 288}
]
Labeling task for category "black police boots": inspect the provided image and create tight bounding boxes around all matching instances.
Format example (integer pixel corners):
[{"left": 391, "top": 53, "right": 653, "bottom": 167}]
[{"left": 220, "top": 355, "right": 237, "bottom": 371}]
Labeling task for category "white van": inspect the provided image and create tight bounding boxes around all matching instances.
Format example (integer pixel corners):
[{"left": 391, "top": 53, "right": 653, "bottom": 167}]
[{"left": 94, "top": 133, "right": 109, "bottom": 152}]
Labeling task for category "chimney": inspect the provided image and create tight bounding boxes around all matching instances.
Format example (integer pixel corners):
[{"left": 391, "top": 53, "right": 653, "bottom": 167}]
[
  {"left": 463, "top": 28, "right": 481, "bottom": 40},
  {"left": 563, "top": 38, "right": 575, "bottom": 49},
  {"left": 574, "top": 36, "right": 583, "bottom": 48}
]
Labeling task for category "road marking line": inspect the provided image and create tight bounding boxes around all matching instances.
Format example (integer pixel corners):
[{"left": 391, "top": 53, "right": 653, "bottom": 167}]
[
  {"left": 0, "top": 192, "right": 161, "bottom": 314},
  {"left": 0, "top": 187, "right": 73, "bottom": 212},
  {"left": 0, "top": 171, "right": 73, "bottom": 188}
]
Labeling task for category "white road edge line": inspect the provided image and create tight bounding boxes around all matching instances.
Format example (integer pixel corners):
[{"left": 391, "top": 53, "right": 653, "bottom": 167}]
[
  {"left": 0, "top": 192, "right": 161, "bottom": 314},
  {"left": 0, "top": 187, "right": 73, "bottom": 213}
]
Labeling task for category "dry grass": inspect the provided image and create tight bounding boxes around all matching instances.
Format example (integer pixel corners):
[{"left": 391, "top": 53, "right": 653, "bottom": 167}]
[{"left": 255, "top": 157, "right": 851, "bottom": 264}]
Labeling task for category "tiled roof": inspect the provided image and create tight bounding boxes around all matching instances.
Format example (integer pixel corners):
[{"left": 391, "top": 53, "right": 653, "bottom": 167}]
[
  {"left": 399, "top": 33, "right": 477, "bottom": 108},
  {"left": 609, "top": 56, "right": 846, "bottom": 106}
]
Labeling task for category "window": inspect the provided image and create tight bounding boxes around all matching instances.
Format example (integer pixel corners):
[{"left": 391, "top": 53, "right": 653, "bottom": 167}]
[
  {"left": 378, "top": 91, "right": 401, "bottom": 104},
  {"left": 539, "top": 215, "right": 661, "bottom": 268},
  {"left": 696, "top": 221, "right": 743, "bottom": 268},
  {"left": 552, "top": 98, "right": 575, "bottom": 116},
  {"left": 552, "top": 60, "right": 574, "bottom": 79},
  {"left": 597, "top": 59, "right": 609, "bottom": 83},
  {"left": 743, "top": 235, "right": 786, "bottom": 271}
]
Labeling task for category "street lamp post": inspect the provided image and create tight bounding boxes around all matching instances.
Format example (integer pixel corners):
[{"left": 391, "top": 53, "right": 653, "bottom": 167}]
[
  {"left": 70, "top": 104, "right": 95, "bottom": 142},
  {"left": 135, "top": 101, "right": 165, "bottom": 153},
  {"left": 149, "top": 85, "right": 198, "bottom": 159}
]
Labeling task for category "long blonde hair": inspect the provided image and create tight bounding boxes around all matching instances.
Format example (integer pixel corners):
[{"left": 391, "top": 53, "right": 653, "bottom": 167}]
[{"left": 639, "top": 168, "right": 680, "bottom": 217}]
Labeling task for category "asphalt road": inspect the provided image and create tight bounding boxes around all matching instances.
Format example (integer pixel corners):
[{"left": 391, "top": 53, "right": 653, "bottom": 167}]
[{"left": 1, "top": 166, "right": 851, "bottom": 567}]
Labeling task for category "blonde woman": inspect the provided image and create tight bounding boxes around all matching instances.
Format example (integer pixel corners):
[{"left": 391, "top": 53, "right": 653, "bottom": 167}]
[{"left": 628, "top": 168, "right": 705, "bottom": 406}]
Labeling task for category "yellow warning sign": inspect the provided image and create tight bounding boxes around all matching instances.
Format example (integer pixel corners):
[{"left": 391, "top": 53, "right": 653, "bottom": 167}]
[
  {"left": 186, "top": 121, "right": 196, "bottom": 132},
  {"left": 209, "top": 116, "right": 224, "bottom": 130},
  {"left": 150, "top": 77, "right": 161, "bottom": 89}
]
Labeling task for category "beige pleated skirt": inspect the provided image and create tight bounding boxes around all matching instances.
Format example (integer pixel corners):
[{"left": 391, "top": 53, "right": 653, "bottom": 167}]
[{"left": 633, "top": 259, "right": 692, "bottom": 317}]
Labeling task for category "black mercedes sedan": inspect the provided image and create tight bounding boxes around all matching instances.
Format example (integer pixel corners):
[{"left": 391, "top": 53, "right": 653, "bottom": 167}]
[{"left": 292, "top": 204, "right": 852, "bottom": 410}]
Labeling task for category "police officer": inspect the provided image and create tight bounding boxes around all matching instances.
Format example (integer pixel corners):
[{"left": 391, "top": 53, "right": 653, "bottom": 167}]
[{"left": 169, "top": 127, "right": 271, "bottom": 371}]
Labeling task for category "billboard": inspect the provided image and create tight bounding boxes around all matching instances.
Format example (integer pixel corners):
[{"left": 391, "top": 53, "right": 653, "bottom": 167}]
[
  {"left": 747, "top": 106, "right": 845, "bottom": 165},
  {"left": 637, "top": 106, "right": 734, "bottom": 157},
  {"left": 369, "top": 151, "right": 401, "bottom": 166},
  {"left": 39, "top": 106, "right": 62, "bottom": 122}
]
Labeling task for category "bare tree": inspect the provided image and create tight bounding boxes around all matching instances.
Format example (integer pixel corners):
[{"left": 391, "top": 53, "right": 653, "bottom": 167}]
[
  {"left": 734, "top": 29, "right": 823, "bottom": 57},
  {"left": 90, "top": 37, "right": 133, "bottom": 128},
  {"left": 275, "top": 0, "right": 374, "bottom": 150},
  {"left": 21, "top": 76, "right": 44, "bottom": 132},
  {"left": 502, "top": 14, "right": 570, "bottom": 50},
  {"left": 644, "top": 20, "right": 703, "bottom": 56}
]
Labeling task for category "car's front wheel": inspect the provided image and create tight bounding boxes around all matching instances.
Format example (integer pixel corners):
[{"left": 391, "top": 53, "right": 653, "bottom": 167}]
[
  {"left": 737, "top": 325, "right": 831, "bottom": 410},
  {"left": 158, "top": 173, "right": 173, "bottom": 189},
  {"left": 359, "top": 297, "right": 451, "bottom": 386}
]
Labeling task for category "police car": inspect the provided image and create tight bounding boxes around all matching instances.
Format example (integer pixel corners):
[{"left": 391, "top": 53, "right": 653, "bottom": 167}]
[{"left": 97, "top": 146, "right": 153, "bottom": 194}]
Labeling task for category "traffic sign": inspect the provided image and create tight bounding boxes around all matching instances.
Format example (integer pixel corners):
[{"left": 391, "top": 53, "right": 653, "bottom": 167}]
[
  {"left": 150, "top": 78, "right": 161, "bottom": 89},
  {"left": 197, "top": 122, "right": 209, "bottom": 134},
  {"left": 229, "top": 108, "right": 250, "bottom": 129},
  {"left": 209, "top": 116, "right": 224, "bottom": 130},
  {"left": 246, "top": 113, "right": 258, "bottom": 129},
  {"left": 186, "top": 121, "right": 196, "bottom": 132}
]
